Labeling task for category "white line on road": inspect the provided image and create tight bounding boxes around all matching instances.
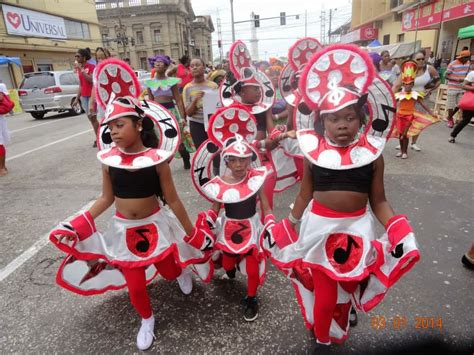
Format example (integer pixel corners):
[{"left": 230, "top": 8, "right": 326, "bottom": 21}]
[
  {"left": 6, "top": 129, "right": 91, "bottom": 162},
  {"left": 0, "top": 200, "right": 95, "bottom": 283},
  {"left": 10, "top": 115, "right": 80, "bottom": 134}
]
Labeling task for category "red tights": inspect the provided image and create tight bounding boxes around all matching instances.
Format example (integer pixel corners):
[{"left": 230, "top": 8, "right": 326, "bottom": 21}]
[
  {"left": 222, "top": 253, "right": 260, "bottom": 297},
  {"left": 0, "top": 144, "right": 5, "bottom": 157},
  {"left": 121, "top": 253, "right": 182, "bottom": 319},
  {"left": 311, "top": 269, "right": 358, "bottom": 343}
]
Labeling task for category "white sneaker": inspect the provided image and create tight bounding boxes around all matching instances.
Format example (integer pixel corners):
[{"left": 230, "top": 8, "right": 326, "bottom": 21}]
[
  {"left": 401, "top": 153, "right": 408, "bottom": 159},
  {"left": 395, "top": 144, "right": 401, "bottom": 150},
  {"left": 177, "top": 270, "right": 193, "bottom": 295},
  {"left": 411, "top": 144, "right": 421, "bottom": 151},
  {"left": 137, "top": 316, "right": 155, "bottom": 351},
  {"left": 395, "top": 152, "right": 402, "bottom": 157}
]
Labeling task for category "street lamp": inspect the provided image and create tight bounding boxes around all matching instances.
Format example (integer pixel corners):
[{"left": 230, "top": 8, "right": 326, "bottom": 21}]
[{"left": 230, "top": 0, "right": 235, "bottom": 42}]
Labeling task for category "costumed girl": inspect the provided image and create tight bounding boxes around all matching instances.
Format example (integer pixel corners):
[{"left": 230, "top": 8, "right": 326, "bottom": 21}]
[
  {"left": 49, "top": 59, "right": 213, "bottom": 351},
  {"left": 392, "top": 60, "right": 437, "bottom": 159},
  {"left": 220, "top": 41, "right": 300, "bottom": 207},
  {"left": 261, "top": 44, "right": 420, "bottom": 345},
  {"left": 0, "top": 82, "right": 13, "bottom": 176},
  {"left": 189, "top": 106, "right": 272, "bottom": 321},
  {"left": 146, "top": 54, "right": 194, "bottom": 169}
]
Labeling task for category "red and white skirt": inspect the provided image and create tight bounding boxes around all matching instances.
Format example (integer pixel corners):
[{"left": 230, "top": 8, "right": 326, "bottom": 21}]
[{"left": 50, "top": 206, "right": 213, "bottom": 295}]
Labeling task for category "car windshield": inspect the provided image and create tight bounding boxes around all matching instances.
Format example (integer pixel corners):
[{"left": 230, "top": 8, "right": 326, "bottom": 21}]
[{"left": 20, "top": 73, "right": 55, "bottom": 89}]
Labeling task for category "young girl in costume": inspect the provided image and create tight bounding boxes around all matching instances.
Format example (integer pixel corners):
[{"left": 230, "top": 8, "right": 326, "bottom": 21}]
[
  {"left": 50, "top": 60, "right": 212, "bottom": 351},
  {"left": 393, "top": 60, "right": 436, "bottom": 159},
  {"left": 262, "top": 44, "right": 420, "bottom": 345},
  {"left": 195, "top": 132, "right": 272, "bottom": 321},
  {"left": 146, "top": 55, "right": 194, "bottom": 169}
]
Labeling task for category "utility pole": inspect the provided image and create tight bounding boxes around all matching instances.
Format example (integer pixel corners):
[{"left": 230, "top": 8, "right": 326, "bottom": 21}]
[
  {"left": 250, "top": 12, "right": 259, "bottom": 60},
  {"left": 320, "top": 9, "right": 326, "bottom": 45},
  {"left": 217, "top": 8, "right": 224, "bottom": 63},
  {"left": 230, "top": 0, "right": 236, "bottom": 42},
  {"left": 328, "top": 8, "right": 336, "bottom": 44}
]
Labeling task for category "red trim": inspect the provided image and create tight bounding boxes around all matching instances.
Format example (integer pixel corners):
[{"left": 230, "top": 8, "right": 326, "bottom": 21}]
[
  {"left": 115, "top": 206, "right": 161, "bottom": 219},
  {"left": 215, "top": 242, "right": 259, "bottom": 258},
  {"left": 311, "top": 199, "right": 367, "bottom": 218},
  {"left": 291, "top": 280, "right": 314, "bottom": 329},
  {"left": 300, "top": 261, "right": 372, "bottom": 282}
]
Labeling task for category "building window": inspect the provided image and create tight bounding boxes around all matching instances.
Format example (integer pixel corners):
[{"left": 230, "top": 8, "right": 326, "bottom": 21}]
[
  {"left": 65, "top": 20, "right": 90, "bottom": 39},
  {"left": 393, "top": 12, "right": 402, "bottom": 22},
  {"left": 383, "top": 34, "right": 390, "bottom": 45},
  {"left": 140, "top": 57, "right": 147, "bottom": 70},
  {"left": 153, "top": 29, "right": 161, "bottom": 44},
  {"left": 37, "top": 64, "right": 53, "bottom": 72},
  {"left": 397, "top": 33, "right": 405, "bottom": 43},
  {"left": 136, "top": 31, "right": 144, "bottom": 44},
  {"left": 390, "top": 0, "right": 403, "bottom": 9},
  {"left": 154, "top": 49, "right": 165, "bottom": 55}
]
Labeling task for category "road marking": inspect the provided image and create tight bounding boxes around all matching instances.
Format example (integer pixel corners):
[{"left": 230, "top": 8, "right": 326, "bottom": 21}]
[
  {"left": 6, "top": 129, "right": 91, "bottom": 162},
  {"left": 0, "top": 200, "right": 95, "bottom": 283},
  {"left": 9, "top": 115, "right": 80, "bottom": 134}
]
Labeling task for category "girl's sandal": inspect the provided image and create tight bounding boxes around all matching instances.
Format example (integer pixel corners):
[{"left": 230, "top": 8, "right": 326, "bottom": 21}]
[{"left": 448, "top": 137, "right": 455, "bottom": 143}]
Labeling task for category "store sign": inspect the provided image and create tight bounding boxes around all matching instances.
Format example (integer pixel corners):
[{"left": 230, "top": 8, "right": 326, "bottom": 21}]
[
  {"left": 402, "top": 1, "right": 473, "bottom": 31},
  {"left": 341, "top": 24, "right": 378, "bottom": 44},
  {"left": 2, "top": 4, "right": 67, "bottom": 39}
]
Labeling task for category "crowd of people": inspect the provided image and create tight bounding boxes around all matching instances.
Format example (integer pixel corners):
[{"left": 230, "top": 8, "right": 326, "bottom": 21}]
[{"left": 1, "top": 38, "right": 472, "bottom": 351}]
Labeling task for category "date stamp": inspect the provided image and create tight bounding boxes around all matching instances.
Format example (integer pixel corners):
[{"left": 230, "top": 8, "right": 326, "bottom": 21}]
[{"left": 371, "top": 316, "right": 443, "bottom": 330}]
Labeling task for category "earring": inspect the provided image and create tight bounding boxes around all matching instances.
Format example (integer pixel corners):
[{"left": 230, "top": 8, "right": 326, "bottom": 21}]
[{"left": 138, "top": 128, "right": 143, "bottom": 132}]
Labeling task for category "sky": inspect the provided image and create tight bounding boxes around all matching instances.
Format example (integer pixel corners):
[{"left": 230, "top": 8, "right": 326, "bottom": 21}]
[{"left": 190, "top": 0, "right": 353, "bottom": 62}]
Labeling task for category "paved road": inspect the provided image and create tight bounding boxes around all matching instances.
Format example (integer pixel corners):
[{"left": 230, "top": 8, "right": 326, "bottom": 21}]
[{"left": 0, "top": 112, "right": 472, "bottom": 353}]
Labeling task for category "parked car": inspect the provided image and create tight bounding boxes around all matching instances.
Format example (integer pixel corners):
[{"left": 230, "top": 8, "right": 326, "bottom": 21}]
[
  {"left": 18, "top": 71, "right": 82, "bottom": 119},
  {"left": 134, "top": 70, "right": 151, "bottom": 93}
]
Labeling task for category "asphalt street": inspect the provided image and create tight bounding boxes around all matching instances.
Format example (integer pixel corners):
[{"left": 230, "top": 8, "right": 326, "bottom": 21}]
[{"left": 0, "top": 111, "right": 473, "bottom": 354}]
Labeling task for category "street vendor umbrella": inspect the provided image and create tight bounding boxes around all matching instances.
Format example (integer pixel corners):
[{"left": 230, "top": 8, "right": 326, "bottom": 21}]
[
  {"left": 0, "top": 57, "right": 21, "bottom": 66},
  {"left": 368, "top": 39, "right": 382, "bottom": 47},
  {"left": 458, "top": 25, "right": 474, "bottom": 40}
]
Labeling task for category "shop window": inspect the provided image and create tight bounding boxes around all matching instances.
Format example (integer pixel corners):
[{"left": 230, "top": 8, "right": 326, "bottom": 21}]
[
  {"left": 37, "top": 64, "right": 53, "bottom": 72},
  {"left": 65, "top": 20, "right": 91, "bottom": 39},
  {"left": 153, "top": 29, "right": 161, "bottom": 44},
  {"left": 397, "top": 33, "right": 405, "bottom": 43},
  {"left": 136, "top": 31, "right": 144, "bottom": 44},
  {"left": 383, "top": 34, "right": 390, "bottom": 45}
]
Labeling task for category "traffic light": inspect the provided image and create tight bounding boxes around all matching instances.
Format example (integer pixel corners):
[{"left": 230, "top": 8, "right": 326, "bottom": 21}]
[
  {"left": 218, "top": 40, "right": 222, "bottom": 48},
  {"left": 280, "top": 12, "right": 286, "bottom": 25},
  {"left": 254, "top": 14, "right": 260, "bottom": 28}
]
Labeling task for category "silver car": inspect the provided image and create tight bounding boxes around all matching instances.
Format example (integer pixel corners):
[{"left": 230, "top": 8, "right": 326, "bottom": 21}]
[
  {"left": 18, "top": 71, "right": 83, "bottom": 119},
  {"left": 134, "top": 70, "right": 151, "bottom": 92}
]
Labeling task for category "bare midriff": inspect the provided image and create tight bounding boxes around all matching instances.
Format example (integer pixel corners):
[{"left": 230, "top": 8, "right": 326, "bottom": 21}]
[
  {"left": 115, "top": 196, "right": 161, "bottom": 219},
  {"left": 313, "top": 191, "right": 369, "bottom": 212}
]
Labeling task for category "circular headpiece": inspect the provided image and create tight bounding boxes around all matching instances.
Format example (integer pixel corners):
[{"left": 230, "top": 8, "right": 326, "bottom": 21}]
[
  {"left": 299, "top": 44, "right": 374, "bottom": 115},
  {"left": 208, "top": 105, "right": 257, "bottom": 147},
  {"left": 296, "top": 72, "right": 396, "bottom": 170},
  {"left": 289, "top": 37, "right": 324, "bottom": 71},
  {"left": 400, "top": 60, "right": 417, "bottom": 85},
  {"left": 229, "top": 40, "right": 253, "bottom": 80},
  {"left": 94, "top": 58, "right": 140, "bottom": 110}
]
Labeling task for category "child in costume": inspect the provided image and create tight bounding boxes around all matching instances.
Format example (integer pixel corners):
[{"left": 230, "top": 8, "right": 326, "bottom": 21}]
[
  {"left": 201, "top": 134, "right": 272, "bottom": 321},
  {"left": 146, "top": 54, "right": 194, "bottom": 169},
  {"left": 0, "top": 82, "right": 13, "bottom": 176},
  {"left": 262, "top": 44, "right": 420, "bottom": 345},
  {"left": 394, "top": 60, "right": 436, "bottom": 159},
  {"left": 50, "top": 60, "right": 212, "bottom": 351}
]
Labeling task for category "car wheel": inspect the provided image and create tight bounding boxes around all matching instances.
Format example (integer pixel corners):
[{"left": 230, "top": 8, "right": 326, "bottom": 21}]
[
  {"left": 69, "top": 99, "right": 83, "bottom": 116},
  {"left": 30, "top": 111, "right": 46, "bottom": 119}
]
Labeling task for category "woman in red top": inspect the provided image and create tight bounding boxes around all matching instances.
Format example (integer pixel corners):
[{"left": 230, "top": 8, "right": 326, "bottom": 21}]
[
  {"left": 73, "top": 48, "right": 96, "bottom": 145},
  {"left": 175, "top": 55, "right": 193, "bottom": 93}
]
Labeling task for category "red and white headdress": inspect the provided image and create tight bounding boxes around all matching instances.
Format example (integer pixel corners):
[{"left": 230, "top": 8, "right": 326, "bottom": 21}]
[
  {"left": 219, "top": 41, "right": 275, "bottom": 114},
  {"left": 94, "top": 58, "right": 140, "bottom": 110},
  {"left": 279, "top": 37, "right": 323, "bottom": 107},
  {"left": 191, "top": 105, "right": 263, "bottom": 201},
  {"left": 295, "top": 44, "right": 396, "bottom": 170},
  {"left": 102, "top": 96, "right": 143, "bottom": 125},
  {"left": 222, "top": 134, "right": 254, "bottom": 160}
]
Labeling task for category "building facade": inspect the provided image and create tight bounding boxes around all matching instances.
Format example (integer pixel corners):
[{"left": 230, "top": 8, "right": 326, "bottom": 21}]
[
  {"left": 95, "top": 0, "right": 214, "bottom": 70},
  {"left": 346, "top": 0, "right": 473, "bottom": 59},
  {"left": 0, "top": 0, "right": 102, "bottom": 89}
]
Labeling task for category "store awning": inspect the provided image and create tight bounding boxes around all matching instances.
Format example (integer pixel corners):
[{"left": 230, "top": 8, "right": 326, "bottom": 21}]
[
  {"left": 0, "top": 57, "right": 21, "bottom": 66},
  {"left": 458, "top": 25, "right": 474, "bottom": 40},
  {"left": 368, "top": 40, "right": 382, "bottom": 47},
  {"left": 366, "top": 41, "right": 421, "bottom": 59}
]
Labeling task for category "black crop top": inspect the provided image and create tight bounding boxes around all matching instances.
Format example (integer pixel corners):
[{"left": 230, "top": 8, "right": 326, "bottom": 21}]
[
  {"left": 109, "top": 166, "right": 163, "bottom": 199},
  {"left": 255, "top": 111, "right": 267, "bottom": 132},
  {"left": 312, "top": 163, "right": 373, "bottom": 193},
  {"left": 224, "top": 194, "right": 257, "bottom": 219}
]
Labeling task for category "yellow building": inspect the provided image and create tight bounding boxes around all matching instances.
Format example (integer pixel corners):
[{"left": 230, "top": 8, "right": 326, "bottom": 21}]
[
  {"left": 0, "top": 0, "right": 102, "bottom": 89},
  {"left": 346, "top": 0, "right": 474, "bottom": 59}
]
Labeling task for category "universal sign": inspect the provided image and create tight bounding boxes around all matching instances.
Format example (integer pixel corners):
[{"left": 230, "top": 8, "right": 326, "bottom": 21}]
[{"left": 2, "top": 4, "right": 67, "bottom": 39}]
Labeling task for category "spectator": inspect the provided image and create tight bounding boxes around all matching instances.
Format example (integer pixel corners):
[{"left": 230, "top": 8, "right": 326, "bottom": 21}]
[
  {"left": 379, "top": 50, "right": 396, "bottom": 84},
  {"left": 182, "top": 57, "right": 218, "bottom": 149},
  {"left": 449, "top": 68, "right": 474, "bottom": 143},
  {"left": 175, "top": 55, "right": 193, "bottom": 93},
  {"left": 73, "top": 48, "right": 96, "bottom": 146},
  {"left": 445, "top": 50, "right": 471, "bottom": 128},
  {"left": 0, "top": 82, "right": 12, "bottom": 176},
  {"left": 427, "top": 51, "right": 435, "bottom": 65}
]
